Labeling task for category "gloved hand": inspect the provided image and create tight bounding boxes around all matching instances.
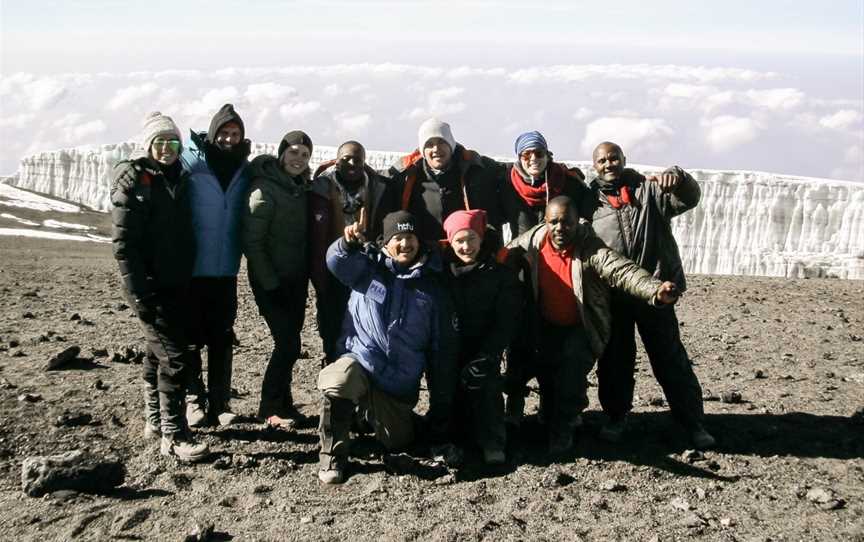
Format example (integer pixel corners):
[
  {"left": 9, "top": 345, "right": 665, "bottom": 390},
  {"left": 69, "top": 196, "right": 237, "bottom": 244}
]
[{"left": 461, "top": 356, "right": 496, "bottom": 391}]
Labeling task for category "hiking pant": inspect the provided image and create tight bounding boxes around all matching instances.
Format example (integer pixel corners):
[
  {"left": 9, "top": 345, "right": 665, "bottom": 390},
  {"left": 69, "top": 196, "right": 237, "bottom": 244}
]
[
  {"left": 251, "top": 278, "right": 308, "bottom": 419},
  {"left": 453, "top": 354, "right": 505, "bottom": 452},
  {"left": 318, "top": 356, "right": 415, "bottom": 451},
  {"left": 186, "top": 276, "right": 237, "bottom": 412},
  {"left": 597, "top": 292, "right": 705, "bottom": 428},
  {"left": 534, "top": 323, "right": 594, "bottom": 435},
  {"left": 314, "top": 271, "right": 351, "bottom": 364}
]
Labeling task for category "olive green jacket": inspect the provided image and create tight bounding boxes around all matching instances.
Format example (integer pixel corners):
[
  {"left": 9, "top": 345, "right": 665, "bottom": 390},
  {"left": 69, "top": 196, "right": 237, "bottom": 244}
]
[
  {"left": 506, "top": 222, "right": 664, "bottom": 358},
  {"left": 242, "top": 155, "right": 308, "bottom": 290}
]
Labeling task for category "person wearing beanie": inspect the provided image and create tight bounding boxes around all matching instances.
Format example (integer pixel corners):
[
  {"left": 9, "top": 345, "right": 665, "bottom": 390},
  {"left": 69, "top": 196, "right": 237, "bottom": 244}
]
[
  {"left": 499, "top": 130, "right": 594, "bottom": 427},
  {"left": 308, "top": 141, "right": 397, "bottom": 365},
  {"left": 500, "top": 196, "right": 681, "bottom": 455},
  {"left": 243, "top": 130, "right": 313, "bottom": 429},
  {"left": 441, "top": 209, "right": 521, "bottom": 465},
  {"left": 587, "top": 141, "right": 714, "bottom": 450},
  {"left": 179, "top": 104, "right": 252, "bottom": 428},
  {"left": 387, "top": 118, "right": 504, "bottom": 247},
  {"left": 316, "top": 210, "right": 458, "bottom": 484},
  {"left": 111, "top": 111, "right": 209, "bottom": 463}
]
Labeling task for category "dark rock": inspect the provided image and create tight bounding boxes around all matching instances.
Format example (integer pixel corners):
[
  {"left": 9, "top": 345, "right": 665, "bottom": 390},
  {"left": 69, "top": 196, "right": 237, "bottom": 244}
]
[
  {"left": 21, "top": 449, "right": 125, "bottom": 497},
  {"left": 541, "top": 468, "right": 575, "bottom": 488},
  {"left": 184, "top": 519, "right": 215, "bottom": 542},
  {"left": 46, "top": 346, "right": 81, "bottom": 370},
  {"left": 21, "top": 291, "right": 38, "bottom": 298},
  {"left": 720, "top": 391, "right": 743, "bottom": 404},
  {"left": 110, "top": 345, "right": 145, "bottom": 364},
  {"left": 17, "top": 393, "right": 42, "bottom": 402},
  {"left": 69, "top": 313, "right": 81, "bottom": 321},
  {"left": 22, "top": 312, "right": 35, "bottom": 319},
  {"left": 115, "top": 302, "right": 129, "bottom": 311},
  {"left": 54, "top": 413, "right": 93, "bottom": 427},
  {"left": 754, "top": 369, "right": 767, "bottom": 379},
  {"left": 117, "top": 508, "right": 151, "bottom": 531},
  {"left": 9, "top": 339, "right": 19, "bottom": 348},
  {"left": 647, "top": 396, "right": 665, "bottom": 407},
  {"left": 94, "top": 379, "right": 109, "bottom": 391},
  {"left": 0, "top": 378, "right": 16, "bottom": 389},
  {"left": 213, "top": 456, "right": 232, "bottom": 470},
  {"left": 91, "top": 348, "right": 109, "bottom": 358}
]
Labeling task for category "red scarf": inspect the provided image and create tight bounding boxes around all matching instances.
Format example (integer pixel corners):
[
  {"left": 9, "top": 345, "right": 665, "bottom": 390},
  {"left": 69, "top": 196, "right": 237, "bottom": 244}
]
[
  {"left": 606, "top": 186, "right": 632, "bottom": 209},
  {"left": 510, "top": 163, "right": 565, "bottom": 207}
]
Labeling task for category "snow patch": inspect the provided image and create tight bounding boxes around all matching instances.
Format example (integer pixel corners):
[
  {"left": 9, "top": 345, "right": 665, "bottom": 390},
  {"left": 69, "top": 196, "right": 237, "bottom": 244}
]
[{"left": 0, "top": 228, "right": 109, "bottom": 243}]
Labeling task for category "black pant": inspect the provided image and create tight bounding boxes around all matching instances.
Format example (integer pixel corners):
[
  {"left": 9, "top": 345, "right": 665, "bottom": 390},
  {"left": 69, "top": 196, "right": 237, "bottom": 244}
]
[
  {"left": 138, "top": 287, "right": 192, "bottom": 395},
  {"left": 597, "top": 292, "right": 704, "bottom": 428},
  {"left": 186, "top": 276, "right": 238, "bottom": 411},
  {"left": 251, "top": 278, "right": 308, "bottom": 418},
  {"left": 452, "top": 353, "right": 506, "bottom": 451},
  {"left": 314, "top": 271, "right": 351, "bottom": 363}
]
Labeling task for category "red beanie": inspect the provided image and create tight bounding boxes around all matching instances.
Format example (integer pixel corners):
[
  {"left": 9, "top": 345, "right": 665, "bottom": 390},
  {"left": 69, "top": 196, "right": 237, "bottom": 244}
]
[{"left": 443, "top": 209, "right": 487, "bottom": 243}]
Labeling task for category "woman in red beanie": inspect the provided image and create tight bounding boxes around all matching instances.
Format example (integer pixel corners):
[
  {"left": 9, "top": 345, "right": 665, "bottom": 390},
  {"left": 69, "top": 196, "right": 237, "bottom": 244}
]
[{"left": 441, "top": 209, "right": 521, "bottom": 464}]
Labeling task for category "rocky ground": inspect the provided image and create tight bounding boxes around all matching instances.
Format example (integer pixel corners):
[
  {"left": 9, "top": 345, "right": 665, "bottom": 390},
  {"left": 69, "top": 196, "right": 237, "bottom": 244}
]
[{"left": 0, "top": 210, "right": 862, "bottom": 541}]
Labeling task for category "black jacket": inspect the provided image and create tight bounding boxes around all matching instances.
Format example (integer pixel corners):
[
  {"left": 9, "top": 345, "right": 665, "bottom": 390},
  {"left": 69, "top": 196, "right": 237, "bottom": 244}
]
[
  {"left": 389, "top": 145, "right": 505, "bottom": 245},
  {"left": 588, "top": 166, "right": 700, "bottom": 292},
  {"left": 111, "top": 157, "right": 195, "bottom": 302}
]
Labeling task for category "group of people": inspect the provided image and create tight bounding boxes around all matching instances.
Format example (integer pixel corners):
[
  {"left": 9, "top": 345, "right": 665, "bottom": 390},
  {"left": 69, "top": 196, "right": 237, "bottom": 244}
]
[{"left": 111, "top": 104, "right": 715, "bottom": 485}]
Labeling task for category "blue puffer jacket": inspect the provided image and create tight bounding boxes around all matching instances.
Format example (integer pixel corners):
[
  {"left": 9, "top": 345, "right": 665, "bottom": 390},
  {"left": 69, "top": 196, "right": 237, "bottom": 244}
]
[
  {"left": 326, "top": 239, "right": 458, "bottom": 409},
  {"left": 180, "top": 131, "right": 250, "bottom": 277}
]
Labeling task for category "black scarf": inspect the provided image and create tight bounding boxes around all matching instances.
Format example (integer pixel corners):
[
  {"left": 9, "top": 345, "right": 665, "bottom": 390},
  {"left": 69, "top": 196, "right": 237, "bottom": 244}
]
[{"left": 204, "top": 139, "right": 250, "bottom": 191}]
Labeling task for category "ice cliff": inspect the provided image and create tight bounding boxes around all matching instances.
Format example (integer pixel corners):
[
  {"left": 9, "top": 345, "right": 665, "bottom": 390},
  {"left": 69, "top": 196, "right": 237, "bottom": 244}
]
[{"left": 11, "top": 143, "right": 864, "bottom": 280}]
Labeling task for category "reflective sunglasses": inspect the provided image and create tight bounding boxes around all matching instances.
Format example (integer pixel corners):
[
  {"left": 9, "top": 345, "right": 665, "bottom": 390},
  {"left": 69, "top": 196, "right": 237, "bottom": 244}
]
[
  {"left": 519, "top": 149, "right": 547, "bottom": 160},
  {"left": 152, "top": 138, "right": 181, "bottom": 152}
]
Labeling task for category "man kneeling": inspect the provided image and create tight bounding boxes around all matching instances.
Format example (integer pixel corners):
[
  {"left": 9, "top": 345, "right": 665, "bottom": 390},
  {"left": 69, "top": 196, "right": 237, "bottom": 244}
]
[{"left": 317, "top": 210, "right": 457, "bottom": 484}]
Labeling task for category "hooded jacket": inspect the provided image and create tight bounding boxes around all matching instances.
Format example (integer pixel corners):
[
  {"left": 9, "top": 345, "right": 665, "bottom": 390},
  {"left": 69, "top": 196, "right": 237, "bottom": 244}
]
[
  {"left": 242, "top": 154, "right": 308, "bottom": 290},
  {"left": 389, "top": 145, "right": 504, "bottom": 245},
  {"left": 181, "top": 131, "right": 250, "bottom": 278},
  {"left": 504, "top": 222, "right": 663, "bottom": 358},
  {"left": 588, "top": 166, "right": 700, "bottom": 292},
  {"left": 111, "top": 156, "right": 195, "bottom": 301},
  {"left": 325, "top": 238, "right": 458, "bottom": 410}
]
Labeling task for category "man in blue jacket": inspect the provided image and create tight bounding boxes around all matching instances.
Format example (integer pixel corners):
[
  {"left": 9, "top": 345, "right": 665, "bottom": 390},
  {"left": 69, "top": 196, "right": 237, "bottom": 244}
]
[
  {"left": 180, "top": 104, "right": 251, "bottom": 427},
  {"left": 316, "top": 210, "right": 458, "bottom": 484}
]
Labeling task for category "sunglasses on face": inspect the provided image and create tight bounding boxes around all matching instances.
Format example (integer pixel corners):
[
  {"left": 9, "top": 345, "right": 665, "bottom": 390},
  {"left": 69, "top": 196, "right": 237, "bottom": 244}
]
[
  {"left": 152, "top": 139, "right": 181, "bottom": 152},
  {"left": 519, "top": 149, "right": 547, "bottom": 160}
]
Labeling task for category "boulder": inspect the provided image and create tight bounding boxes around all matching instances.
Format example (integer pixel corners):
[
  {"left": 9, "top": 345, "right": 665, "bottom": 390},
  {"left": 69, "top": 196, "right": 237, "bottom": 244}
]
[{"left": 21, "top": 449, "right": 125, "bottom": 497}]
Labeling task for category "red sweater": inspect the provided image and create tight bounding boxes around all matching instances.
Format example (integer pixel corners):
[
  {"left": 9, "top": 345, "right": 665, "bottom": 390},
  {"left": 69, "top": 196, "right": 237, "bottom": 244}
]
[{"left": 537, "top": 234, "right": 581, "bottom": 326}]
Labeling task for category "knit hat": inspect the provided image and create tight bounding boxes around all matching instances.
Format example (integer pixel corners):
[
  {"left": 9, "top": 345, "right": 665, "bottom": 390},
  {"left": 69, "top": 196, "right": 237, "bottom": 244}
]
[
  {"left": 417, "top": 118, "right": 456, "bottom": 153},
  {"left": 141, "top": 111, "right": 182, "bottom": 152},
  {"left": 206, "top": 103, "right": 245, "bottom": 143},
  {"left": 443, "top": 209, "right": 487, "bottom": 243},
  {"left": 277, "top": 130, "right": 313, "bottom": 159},
  {"left": 381, "top": 211, "right": 417, "bottom": 244},
  {"left": 514, "top": 131, "right": 548, "bottom": 156}
]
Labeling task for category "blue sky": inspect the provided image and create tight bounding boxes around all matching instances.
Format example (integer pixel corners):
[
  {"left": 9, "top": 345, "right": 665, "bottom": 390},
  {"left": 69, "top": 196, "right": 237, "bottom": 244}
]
[{"left": 1, "top": 0, "right": 862, "bottom": 179}]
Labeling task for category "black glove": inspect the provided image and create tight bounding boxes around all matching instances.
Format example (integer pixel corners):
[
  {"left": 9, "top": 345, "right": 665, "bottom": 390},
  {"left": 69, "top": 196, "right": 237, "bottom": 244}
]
[{"left": 460, "top": 356, "right": 495, "bottom": 391}]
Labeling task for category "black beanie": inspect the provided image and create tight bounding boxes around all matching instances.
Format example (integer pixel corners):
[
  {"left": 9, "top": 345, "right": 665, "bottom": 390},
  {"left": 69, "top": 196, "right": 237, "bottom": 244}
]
[
  {"left": 381, "top": 211, "right": 417, "bottom": 244},
  {"left": 207, "top": 104, "right": 245, "bottom": 143},
  {"left": 277, "top": 130, "right": 313, "bottom": 159}
]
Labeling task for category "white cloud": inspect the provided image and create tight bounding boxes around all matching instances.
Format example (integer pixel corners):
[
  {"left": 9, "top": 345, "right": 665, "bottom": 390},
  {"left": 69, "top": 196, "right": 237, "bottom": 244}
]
[
  {"left": 509, "top": 64, "right": 777, "bottom": 85},
  {"left": 180, "top": 87, "right": 241, "bottom": 118},
  {"left": 819, "top": 109, "right": 863, "bottom": 130},
  {"left": 581, "top": 116, "right": 674, "bottom": 154},
  {"left": 25, "top": 77, "right": 69, "bottom": 111},
  {"left": 0, "top": 113, "right": 37, "bottom": 129},
  {"left": 406, "top": 87, "right": 466, "bottom": 119},
  {"left": 663, "top": 83, "right": 714, "bottom": 99},
  {"left": 324, "top": 84, "right": 343, "bottom": 97},
  {"left": 107, "top": 83, "right": 159, "bottom": 110},
  {"left": 573, "top": 107, "right": 592, "bottom": 121},
  {"left": 744, "top": 88, "right": 804, "bottom": 111},
  {"left": 702, "top": 115, "right": 760, "bottom": 153},
  {"left": 243, "top": 83, "right": 297, "bottom": 103},
  {"left": 68, "top": 120, "right": 107, "bottom": 141},
  {"left": 279, "top": 101, "right": 322, "bottom": 120},
  {"left": 334, "top": 112, "right": 372, "bottom": 133}
]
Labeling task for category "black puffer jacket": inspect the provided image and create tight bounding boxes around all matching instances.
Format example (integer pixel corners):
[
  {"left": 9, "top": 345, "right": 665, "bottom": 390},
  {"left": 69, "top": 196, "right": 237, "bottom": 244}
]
[
  {"left": 389, "top": 145, "right": 505, "bottom": 245},
  {"left": 111, "top": 157, "right": 195, "bottom": 302},
  {"left": 588, "top": 166, "right": 700, "bottom": 292},
  {"left": 444, "top": 235, "right": 522, "bottom": 361}
]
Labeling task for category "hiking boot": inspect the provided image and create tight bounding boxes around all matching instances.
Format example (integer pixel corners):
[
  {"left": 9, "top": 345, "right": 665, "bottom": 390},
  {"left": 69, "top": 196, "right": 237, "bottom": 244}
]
[
  {"left": 318, "top": 454, "right": 346, "bottom": 484},
  {"left": 690, "top": 425, "right": 716, "bottom": 449},
  {"left": 186, "top": 400, "right": 207, "bottom": 428},
  {"left": 215, "top": 410, "right": 239, "bottom": 427},
  {"left": 160, "top": 431, "right": 210, "bottom": 463},
  {"left": 599, "top": 415, "right": 628, "bottom": 444},
  {"left": 143, "top": 422, "right": 161, "bottom": 440},
  {"left": 483, "top": 448, "right": 506, "bottom": 465}
]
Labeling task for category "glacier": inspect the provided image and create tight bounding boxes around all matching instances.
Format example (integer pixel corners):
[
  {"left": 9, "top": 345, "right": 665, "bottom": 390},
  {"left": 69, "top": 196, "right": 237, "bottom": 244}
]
[{"left": 7, "top": 142, "right": 864, "bottom": 280}]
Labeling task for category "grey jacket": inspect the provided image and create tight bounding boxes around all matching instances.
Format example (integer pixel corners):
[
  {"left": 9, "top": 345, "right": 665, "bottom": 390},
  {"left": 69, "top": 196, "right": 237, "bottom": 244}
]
[
  {"left": 506, "top": 222, "right": 663, "bottom": 358},
  {"left": 589, "top": 166, "right": 700, "bottom": 292}
]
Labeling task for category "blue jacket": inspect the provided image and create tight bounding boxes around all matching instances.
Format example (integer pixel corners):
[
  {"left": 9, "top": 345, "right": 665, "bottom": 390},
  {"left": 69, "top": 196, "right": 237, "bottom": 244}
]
[
  {"left": 180, "top": 132, "right": 250, "bottom": 277},
  {"left": 326, "top": 239, "right": 458, "bottom": 411}
]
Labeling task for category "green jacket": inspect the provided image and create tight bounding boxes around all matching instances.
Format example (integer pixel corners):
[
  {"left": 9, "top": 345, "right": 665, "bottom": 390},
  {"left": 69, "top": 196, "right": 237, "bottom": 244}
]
[
  {"left": 242, "top": 154, "right": 308, "bottom": 290},
  {"left": 506, "top": 222, "right": 663, "bottom": 358}
]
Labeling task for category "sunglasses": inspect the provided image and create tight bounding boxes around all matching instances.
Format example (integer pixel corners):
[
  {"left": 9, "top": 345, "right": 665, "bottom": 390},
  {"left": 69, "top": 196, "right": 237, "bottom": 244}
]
[
  {"left": 152, "top": 138, "right": 181, "bottom": 152},
  {"left": 519, "top": 149, "right": 547, "bottom": 160}
]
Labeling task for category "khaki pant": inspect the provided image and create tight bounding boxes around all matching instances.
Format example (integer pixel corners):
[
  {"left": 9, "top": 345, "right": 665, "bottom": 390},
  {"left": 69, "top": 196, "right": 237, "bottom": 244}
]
[{"left": 317, "top": 356, "right": 415, "bottom": 450}]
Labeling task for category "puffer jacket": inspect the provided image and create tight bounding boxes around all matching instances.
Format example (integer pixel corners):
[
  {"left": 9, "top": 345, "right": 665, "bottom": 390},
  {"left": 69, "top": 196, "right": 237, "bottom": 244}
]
[
  {"left": 181, "top": 131, "right": 250, "bottom": 277},
  {"left": 308, "top": 162, "right": 397, "bottom": 294},
  {"left": 388, "top": 145, "right": 505, "bottom": 245},
  {"left": 505, "top": 222, "right": 662, "bottom": 358},
  {"left": 443, "top": 235, "right": 522, "bottom": 360},
  {"left": 111, "top": 156, "right": 195, "bottom": 301},
  {"left": 588, "top": 166, "right": 700, "bottom": 292},
  {"left": 325, "top": 239, "right": 458, "bottom": 408},
  {"left": 242, "top": 154, "right": 308, "bottom": 290}
]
